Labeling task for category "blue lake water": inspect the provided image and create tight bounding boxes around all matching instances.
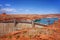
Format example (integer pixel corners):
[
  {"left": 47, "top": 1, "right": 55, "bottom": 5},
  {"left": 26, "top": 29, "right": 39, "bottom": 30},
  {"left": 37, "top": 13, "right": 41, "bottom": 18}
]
[{"left": 34, "top": 18, "right": 58, "bottom": 25}]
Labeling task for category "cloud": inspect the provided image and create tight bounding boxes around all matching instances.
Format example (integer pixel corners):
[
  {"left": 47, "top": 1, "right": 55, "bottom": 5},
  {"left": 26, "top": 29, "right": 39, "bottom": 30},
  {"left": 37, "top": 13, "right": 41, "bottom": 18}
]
[
  {"left": 1, "top": 8, "right": 17, "bottom": 12},
  {"left": 5, "top": 4, "right": 11, "bottom": 6},
  {"left": 19, "top": 9, "right": 23, "bottom": 10},
  {"left": 25, "top": 9, "right": 29, "bottom": 11},
  {"left": 0, "top": 4, "right": 2, "bottom": 6},
  {"left": 19, "top": 8, "right": 30, "bottom": 12}
]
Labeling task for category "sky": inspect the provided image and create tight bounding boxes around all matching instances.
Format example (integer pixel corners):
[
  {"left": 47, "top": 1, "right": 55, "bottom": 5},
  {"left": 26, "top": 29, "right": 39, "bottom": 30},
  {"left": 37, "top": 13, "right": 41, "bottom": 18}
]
[{"left": 0, "top": 0, "right": 60, "bottom": 14}]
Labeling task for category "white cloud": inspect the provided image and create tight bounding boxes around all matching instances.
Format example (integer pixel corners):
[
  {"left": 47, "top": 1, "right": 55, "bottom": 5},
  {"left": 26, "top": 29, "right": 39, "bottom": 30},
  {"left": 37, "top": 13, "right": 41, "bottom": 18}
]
[
  {"left": 0, "top": 4, "right": 11, "bottom": 6},
  {"left": 19, "top": 8, "right": 30, "bottom": 12},
  {"left": 5, "top": 4, "right": 11, "bottom": 6},
  {"left": 0, "top": 4, "right": 2, "bottom": 6},
  {"left": 19, "top": 9, "right": 23, "bottom": 10},
  {"left": 25, "top": 9, "right": 29, "bottom": 11},
  {"left": 1, "top": 8, "right": 17, "bottom": 12}
]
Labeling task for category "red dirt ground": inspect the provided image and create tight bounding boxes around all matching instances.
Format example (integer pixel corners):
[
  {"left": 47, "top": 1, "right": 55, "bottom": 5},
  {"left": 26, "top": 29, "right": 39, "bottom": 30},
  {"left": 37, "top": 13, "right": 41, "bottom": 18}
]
[{"left": 0, "top": 22, "right": 60, "bottom": 40}]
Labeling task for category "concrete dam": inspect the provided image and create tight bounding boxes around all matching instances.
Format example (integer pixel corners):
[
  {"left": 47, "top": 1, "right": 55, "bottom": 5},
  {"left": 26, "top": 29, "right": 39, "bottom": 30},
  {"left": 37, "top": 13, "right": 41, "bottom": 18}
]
[{"left": 0, "top": 21, "right": 47, "bottom": 36}]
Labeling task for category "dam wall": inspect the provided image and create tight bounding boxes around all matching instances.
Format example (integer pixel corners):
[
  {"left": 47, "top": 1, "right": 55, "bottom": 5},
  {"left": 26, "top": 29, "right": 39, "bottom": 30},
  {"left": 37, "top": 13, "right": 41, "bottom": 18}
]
[
  {"left": 0, "top": 23, "right": 44, "bottom": 36},
  {"left": 0, "top": 23, "right": 15, "bottom": 36},
  {"left": 0, "top": 23, "right": 32, "bottom": 36}
]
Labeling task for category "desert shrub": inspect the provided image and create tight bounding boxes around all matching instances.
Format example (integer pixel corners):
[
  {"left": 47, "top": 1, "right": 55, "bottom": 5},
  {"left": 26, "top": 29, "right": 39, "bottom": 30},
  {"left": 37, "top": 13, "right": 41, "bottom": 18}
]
[{"left": 16, "top": 35, "right": 20, "bottom": 39}]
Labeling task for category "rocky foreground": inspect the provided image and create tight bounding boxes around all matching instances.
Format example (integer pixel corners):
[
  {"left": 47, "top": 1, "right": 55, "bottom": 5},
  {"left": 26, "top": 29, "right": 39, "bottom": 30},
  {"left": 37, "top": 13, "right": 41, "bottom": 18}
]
[{"left": 0, "top": 27, "right": 60, "bottom": 40}]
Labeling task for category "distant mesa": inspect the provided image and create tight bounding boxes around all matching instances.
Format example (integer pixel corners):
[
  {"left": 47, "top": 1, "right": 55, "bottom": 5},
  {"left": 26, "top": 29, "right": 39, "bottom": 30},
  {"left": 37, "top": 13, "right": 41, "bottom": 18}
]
[{"left": 1, "top": 13, "right": 7, "bottom": 17}]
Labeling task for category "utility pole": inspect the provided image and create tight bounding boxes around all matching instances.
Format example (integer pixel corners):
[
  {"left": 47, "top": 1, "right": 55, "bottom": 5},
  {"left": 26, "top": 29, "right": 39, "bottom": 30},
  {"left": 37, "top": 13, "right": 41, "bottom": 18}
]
[
  {"left": 32, "top": 20, "right": 35, "bottom": 28},
  {"left": 14, "top": 19, "right": 17, "bottom": 31},
  {"left": 14, "top": 19, "right": 19, "bottom": 31}
]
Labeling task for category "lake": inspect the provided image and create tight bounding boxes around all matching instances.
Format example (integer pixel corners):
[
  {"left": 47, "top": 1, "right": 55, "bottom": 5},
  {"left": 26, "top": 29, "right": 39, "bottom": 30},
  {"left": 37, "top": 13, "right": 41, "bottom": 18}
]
[{"left": 34, "top": 18, "right": 58, "bottom": 25}]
